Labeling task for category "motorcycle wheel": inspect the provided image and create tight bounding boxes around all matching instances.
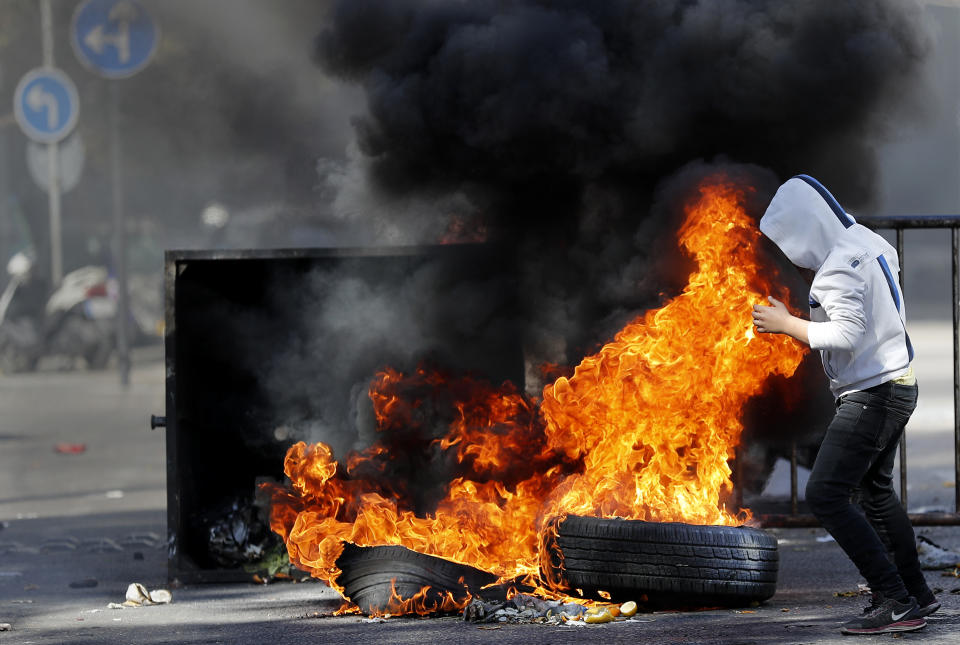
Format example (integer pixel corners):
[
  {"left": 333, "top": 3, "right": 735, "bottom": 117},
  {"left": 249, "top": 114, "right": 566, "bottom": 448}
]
[{"left": 0, "top": 323, "right": 39, "bottom": 374}]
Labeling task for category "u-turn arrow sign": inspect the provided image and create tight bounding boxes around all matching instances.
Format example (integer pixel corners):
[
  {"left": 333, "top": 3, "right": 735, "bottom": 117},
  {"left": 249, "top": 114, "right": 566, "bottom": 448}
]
[{"left": 13, "top": 68, "right": 80, "bottom": 144}]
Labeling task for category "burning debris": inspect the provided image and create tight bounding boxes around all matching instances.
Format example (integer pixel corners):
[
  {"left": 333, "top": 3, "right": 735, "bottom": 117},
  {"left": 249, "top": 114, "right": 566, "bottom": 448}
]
[
  {"left": 263, "top": 175, "right": 804, "bottom": 614},
  {"left": 461, "top": 595, "right": 632, "bottom": 625},
  {"left": 335, "top": 544, "right": 497, "bottom": 616},
  {"left": 204, "top": 496, "right": 278, "bottom": 569}
]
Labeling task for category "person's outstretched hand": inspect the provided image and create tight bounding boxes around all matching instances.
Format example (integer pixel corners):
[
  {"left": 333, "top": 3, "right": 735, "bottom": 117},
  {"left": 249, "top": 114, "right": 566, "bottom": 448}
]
[
  {"left": 752, "top": 296, "right": 810, "bottom": 345},
  {"left": 752, "top": 296, "right": 790, "bottom": 333}
]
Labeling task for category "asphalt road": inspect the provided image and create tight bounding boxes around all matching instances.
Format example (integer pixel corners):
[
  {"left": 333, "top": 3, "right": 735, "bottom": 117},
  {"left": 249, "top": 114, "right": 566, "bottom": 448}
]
[{"left": 1, "top": 338, "right": 959, "bottom": 644}]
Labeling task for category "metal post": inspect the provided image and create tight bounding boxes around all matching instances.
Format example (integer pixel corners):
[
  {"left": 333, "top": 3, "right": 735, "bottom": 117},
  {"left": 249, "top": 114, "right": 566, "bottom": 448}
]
[
  {"left": 40, "top": 0, "right": 62, "bottom": 284},
  {"left": 734, "top": 450, "right": 743, "bottom": 512},
  {"left": 954, "top": 227, "right": 960, "bottom": 513},
  {"left": 897, "top": 229, "right": 908, "bottom": 509},
  {"left": 110, "top": 83, "right": 130, "bottom": 386},
  {"left": 0, "top": 64, "right": 7, "bottom": 227},
  {"left": 790, "top": 441, "right": 798, "bottom": 516}
]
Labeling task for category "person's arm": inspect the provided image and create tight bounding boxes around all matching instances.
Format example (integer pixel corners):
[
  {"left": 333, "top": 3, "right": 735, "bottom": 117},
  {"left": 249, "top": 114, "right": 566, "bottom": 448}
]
[
  {"left": 804, "top": 266, "right": 867, "bottom": 352},
  {"left": 752, "top": 296, "right": 810, "bottom": 345},
  {"left": 753, "top": 265, "right": 867, "bottom": 350}
]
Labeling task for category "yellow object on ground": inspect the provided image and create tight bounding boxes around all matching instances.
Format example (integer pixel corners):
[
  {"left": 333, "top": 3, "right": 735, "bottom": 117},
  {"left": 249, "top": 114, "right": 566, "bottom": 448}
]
[
  {"left": 584, "top": 609, "right": 615, "bottom": 624},
  {"left": 619, "top": 600, "right": 638, "bottom": 617}
]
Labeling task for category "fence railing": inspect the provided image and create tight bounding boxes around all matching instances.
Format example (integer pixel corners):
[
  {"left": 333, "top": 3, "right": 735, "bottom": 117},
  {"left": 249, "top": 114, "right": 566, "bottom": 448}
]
[{"left": 758, "top": 215, "right": 960, "bottom": 527}]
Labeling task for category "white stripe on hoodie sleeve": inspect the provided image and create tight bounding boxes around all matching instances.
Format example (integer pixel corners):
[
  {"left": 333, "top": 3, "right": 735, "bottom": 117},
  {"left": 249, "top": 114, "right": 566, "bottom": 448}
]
[{"left": 807, "top": 264, "right": 868, "bottom": 352}]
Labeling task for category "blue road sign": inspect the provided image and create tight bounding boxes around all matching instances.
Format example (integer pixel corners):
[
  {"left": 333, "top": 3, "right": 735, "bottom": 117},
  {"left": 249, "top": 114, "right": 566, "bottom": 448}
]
[
  {"left": 71, "top": 0, "right": 158, "bottom": 79},
  {"left": 13, "top": 68, "right": 80, "bottom": 144}
]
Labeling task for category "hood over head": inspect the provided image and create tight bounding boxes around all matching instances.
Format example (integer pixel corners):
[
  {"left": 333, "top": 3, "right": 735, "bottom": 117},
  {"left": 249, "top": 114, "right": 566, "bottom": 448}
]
[{"left": 759, "top": 175, "right": 855, "bottom": 270}]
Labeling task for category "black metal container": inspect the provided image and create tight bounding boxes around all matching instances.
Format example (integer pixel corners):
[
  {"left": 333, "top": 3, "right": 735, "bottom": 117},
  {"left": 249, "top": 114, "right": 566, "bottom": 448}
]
[{"left": 163, "top": 245, "right": 524, "bottom": 582}]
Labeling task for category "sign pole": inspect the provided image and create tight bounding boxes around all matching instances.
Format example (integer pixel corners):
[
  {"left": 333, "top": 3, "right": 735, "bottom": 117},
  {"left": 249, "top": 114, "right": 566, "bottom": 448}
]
[
  {"left": 40, "top": 0, "right": 62, "bottom": 285},
  {"left": 110, "top": 81, "right": 130, "bottom": 386},
  {"left": 72, "top": 0, "right": 160, "bottom": 387}
]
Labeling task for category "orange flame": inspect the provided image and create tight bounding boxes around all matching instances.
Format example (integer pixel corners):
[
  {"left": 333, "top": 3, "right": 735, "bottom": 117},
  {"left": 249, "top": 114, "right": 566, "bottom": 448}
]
[
  {"left": 367, "top": 579, "right": 470, "bottom": 617},
  {"left": 266, "top": 174, "right": 806, "bottom": 612}
]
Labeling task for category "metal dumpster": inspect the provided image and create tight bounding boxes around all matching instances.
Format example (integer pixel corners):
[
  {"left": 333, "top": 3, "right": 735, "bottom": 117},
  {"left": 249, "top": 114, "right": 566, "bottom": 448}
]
[{"left": 161, "top": 245, "right": 524, "bottom": 582}]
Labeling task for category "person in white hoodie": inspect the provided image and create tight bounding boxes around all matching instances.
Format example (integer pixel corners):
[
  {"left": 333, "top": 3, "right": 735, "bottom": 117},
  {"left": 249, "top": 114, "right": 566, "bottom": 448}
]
[{"left": 752, "top": 175, "right": 936, "bottom": 635}]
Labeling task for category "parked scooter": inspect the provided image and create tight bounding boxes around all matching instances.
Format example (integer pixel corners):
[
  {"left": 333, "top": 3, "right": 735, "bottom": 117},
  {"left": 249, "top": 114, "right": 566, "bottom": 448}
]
[{"left": 0, "top": 253, "right": 115, "bottom": 373}]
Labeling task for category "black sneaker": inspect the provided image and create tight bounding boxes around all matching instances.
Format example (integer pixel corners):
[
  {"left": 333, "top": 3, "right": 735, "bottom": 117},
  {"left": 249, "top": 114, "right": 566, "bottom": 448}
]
[
  {"left": 860, "top": 592, "right": 883, "bottom": 615},
  {"left": 914, "top": 589, "right": 941, "bottom": 617},
  {"left": 841, "top": 596, "right": 926, "bottom": 635},
  {"left": 868, "top": 589, "right": 941, "bottom": 618}
]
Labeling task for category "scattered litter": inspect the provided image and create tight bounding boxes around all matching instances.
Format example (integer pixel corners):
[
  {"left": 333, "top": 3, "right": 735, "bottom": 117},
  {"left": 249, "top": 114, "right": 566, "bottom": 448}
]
[
  {"left": 0, "top": 623, "right": 11, "bottom": 631},
  {"left": 584, "top": 608, "right": 615, "bottom": 623},
  {"left": 54, "top": 443, "right": 86, "bottom": 454},
  {"left": 69, "top": 579, "right": 98, "bottom": 589},
  {"left": 208, "top": 497, "right": 274, "bottom": 567},
  {"left": 816, "top": 535, "right": 835, "bottom": 543},
  {"left": 464, "top": 595, "right": 584, "bottom": 624},
  {"left": 917, "top": 535, "right": 960, "bottom": 570},
  {"left": 23, "top": 585, "right": 38, "bottom": 591},
  {"left": 477, "top": 625, "right": 501, "bottom": 630},
  {"left": 105, "top": 490, "right": 124, "bottom": 499},
  {"left": 781, "top": 609, "right": 791, "bottom": 612},
  {"left": 735, "top": 610, "right": 756, "bottom": 614},
  {"left": 832, "top": 583, "right": 870, "bottom": 598},
  {"left": 108, "top": 582, "right": 173, "bottom": 608},
  {"left": 951, "top": 588, "right": 960, "bottom": 594},
  {"left": 0, "top": 571, "right": 23, "bottom": 579},
  {"left": 362, "top": 617, "right": 387, "bottom": 623},
  {"left": 10, "top": 599, "right": 33, "bottom": 604},
  {"left": 462, "top": 594, "right": 648, "bottom": 626}
]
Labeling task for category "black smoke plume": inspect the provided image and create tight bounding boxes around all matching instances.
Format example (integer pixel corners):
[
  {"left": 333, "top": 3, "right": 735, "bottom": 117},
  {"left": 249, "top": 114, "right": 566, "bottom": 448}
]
[{"left": 315, "top": 0, "right": 930, "bottom": 365}]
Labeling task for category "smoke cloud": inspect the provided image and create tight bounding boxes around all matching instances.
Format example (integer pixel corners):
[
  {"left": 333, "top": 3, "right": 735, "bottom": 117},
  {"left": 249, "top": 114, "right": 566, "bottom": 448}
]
[{"left": 313, "top": 0, "right": 931, "bottom": 366}]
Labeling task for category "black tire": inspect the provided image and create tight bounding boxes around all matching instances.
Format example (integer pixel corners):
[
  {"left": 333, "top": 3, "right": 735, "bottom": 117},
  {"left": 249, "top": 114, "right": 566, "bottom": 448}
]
[
  {"left": 335, "top": 544, "right": 498, "bottom": 615},
  {"left": 545, "top": 516, "right": 779, "bottom": 607}
]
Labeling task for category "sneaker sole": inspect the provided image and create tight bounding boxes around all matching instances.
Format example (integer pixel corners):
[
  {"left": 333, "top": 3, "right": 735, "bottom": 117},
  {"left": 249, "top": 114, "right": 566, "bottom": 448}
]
[
  {"left": 918, "top": 601, "right": 940, "bottom": 618},
  {"left": 841, "top": 618, "right": 927, "bottom": 635}
]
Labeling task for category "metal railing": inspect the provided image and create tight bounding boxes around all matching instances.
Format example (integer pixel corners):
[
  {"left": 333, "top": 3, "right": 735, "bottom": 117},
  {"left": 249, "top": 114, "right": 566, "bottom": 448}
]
[{"left": 759, "top": 215, "right": 960, "bottom": 527}]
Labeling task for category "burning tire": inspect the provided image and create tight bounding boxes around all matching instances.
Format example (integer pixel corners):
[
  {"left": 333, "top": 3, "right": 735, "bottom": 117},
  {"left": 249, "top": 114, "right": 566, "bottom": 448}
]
[
  {"left": 545, "top": 516, "right": 778, "bottom": 607},
  {"left": 336, "top": 544, "right": 498, "bottom": 615}
]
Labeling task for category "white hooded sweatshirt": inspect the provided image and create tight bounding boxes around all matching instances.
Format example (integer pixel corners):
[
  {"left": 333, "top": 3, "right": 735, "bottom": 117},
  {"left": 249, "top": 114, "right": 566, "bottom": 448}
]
[{"left": 759, "top": 175, "right": 913, "bottom": 398}]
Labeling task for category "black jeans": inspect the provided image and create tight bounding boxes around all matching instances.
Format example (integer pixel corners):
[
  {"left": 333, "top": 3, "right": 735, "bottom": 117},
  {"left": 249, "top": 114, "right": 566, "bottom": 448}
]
[{"left": 805, "top": 380, "right": 928, "bottom": 601}]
